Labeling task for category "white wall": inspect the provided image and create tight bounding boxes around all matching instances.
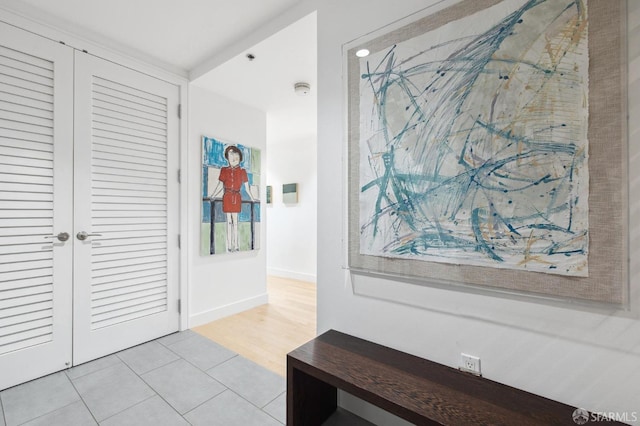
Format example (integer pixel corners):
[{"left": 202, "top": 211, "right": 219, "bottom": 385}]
[
  {"left": 266, "top": 136, "right": 318, "bottom": 282},
  {"left": 188, "top": 86, "right": 268, "bottom": 327},
  {"left": 317, "top": 0, "right": 640, "bottom": 423}
]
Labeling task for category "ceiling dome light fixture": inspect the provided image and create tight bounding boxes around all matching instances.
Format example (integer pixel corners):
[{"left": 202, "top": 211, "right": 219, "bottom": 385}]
[
  {"left": 356, "top": 49, "right": 370, "bottom": 57},
  {"left": 294, "top": 82, "right": 311, "bottom": 96}
]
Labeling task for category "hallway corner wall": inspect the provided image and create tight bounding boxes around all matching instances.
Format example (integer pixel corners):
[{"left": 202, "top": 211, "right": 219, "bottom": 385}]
[
  {"left": 188, "top": 86, "right": 268, "bottom": 327},
  {"left": 265, "top": 135, "right": 318, "bottom": 283}
]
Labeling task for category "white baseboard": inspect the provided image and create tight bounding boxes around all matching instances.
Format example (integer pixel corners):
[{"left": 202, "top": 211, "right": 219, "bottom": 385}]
[
  {"left": 188, "top": 293, "right": 268, "bottom": 328},
  {"left": 267, "top": 267, "right": 316, "bottom": 283}
]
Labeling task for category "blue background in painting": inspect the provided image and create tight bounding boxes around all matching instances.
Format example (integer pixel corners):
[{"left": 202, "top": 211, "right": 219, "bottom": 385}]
[{"left": 203, "top": 136, "right": 253, "bottom": 169}]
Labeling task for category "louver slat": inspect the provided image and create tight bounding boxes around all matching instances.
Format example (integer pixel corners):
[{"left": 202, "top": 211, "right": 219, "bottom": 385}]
[
  {"left": 0, "top": 48, "right": 55, "bottom": 355},
  {"left": 89, "top": 77, "right": 169, "bottom": 330}
]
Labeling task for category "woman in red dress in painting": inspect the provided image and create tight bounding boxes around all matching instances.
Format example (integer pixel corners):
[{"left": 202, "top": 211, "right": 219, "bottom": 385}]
[{"left": 211, "top": 145, "right": 254, "bottom": 252}]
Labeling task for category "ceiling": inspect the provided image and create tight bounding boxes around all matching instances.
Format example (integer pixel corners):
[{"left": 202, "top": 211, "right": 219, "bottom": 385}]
[
  {"left": 192, "top": 12, "right": 317, "bottom": 144},
  {"left": 0, "top": 0, "right": 317, "bottom": 143}
]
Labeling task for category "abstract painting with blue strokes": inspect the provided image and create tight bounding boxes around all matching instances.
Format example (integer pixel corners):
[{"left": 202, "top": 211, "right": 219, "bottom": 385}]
[{"left": 358, "top": 0, "right": 589, "bottom": 276}]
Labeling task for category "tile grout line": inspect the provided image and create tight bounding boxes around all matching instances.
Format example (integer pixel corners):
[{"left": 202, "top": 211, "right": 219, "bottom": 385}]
[
  {"left": 69, "top": 352, "right": 164, "bottom": 424},
  {"left": 201, "top": 366, "right": 286, "bottom": 424},
  {"left": 61, "top": 372, "right": 99, "bottom": 426},
  {"left": 128, "top": 357, "right": 211, "bottom": 422},
  {"left": 97, "top": 394, "right": 158, "bottom": 425},
  {"left": 64, "top": 356, "right": 120, "bottom": 381},
  {"left": 264, "top": 394, "right": 287, "bottom": 424},
  {"left": 114, "top": 350, "right": 171, "bottom": 376},
  {"left": 64, "top": 354, "right": 128, "bottom": 420},
  {"left": 117, "top": 339, "right": 231, "bottom": 426},
  {"left": 155, "top": 331, "right": 198, "bottom": 348},
  {"left": 164, "top": 336, "right": 280, "bottom": 421},
  {"left": 199, "top": 388, "right": 285, "bottom": 425},
  {"left": 122, "top": 340, "right": 242, "bottom": 423},
  {"left": 262, "top": 389, "right": 286, "bottom": 410},
  {"left": 233, "top": 387, "right": 282, "bottom": 417},
  {"left": 160, "top": 338, "right": 236, "bottom": 418},
  {"left": 3, "top": 331, "right": 286, "bottom": 426},
  {"left": 180, "top": 388, "right": 229, "bottom": 419},
  {"left": 195, "top": 337, "right": 287, "bottom": 423},
  {"left": 120, "top": 340, "right": 206, "bottom": 377},
  {"left": 262, "top": 398, "right": 287, "bottom": 426},
  {"left": 3, "top": 373, "right": 90, "bottom": 426},
  {"left": 14, "top": 400, "right": 85, "bottom": 426},
  {"left": 68, "top": 338, "right": 186, "bottom": 424},
  {"left": 162, "top": 337, "right": 240, "bottom": 377}
]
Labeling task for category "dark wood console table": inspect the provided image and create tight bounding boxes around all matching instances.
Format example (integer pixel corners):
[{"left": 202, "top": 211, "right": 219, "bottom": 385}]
[{"left": 287, "top": 330, "right": 623, "bottom": 425}]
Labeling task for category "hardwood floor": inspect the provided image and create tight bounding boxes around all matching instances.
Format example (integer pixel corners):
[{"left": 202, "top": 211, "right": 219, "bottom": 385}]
[{"left": 193, "top": 276, "right": 317, "bottom": 377}]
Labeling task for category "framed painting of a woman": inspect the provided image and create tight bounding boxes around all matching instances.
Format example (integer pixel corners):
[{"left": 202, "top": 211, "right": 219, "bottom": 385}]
[{"left": 201, "top": 136, "right": 261, "bottom": 255}]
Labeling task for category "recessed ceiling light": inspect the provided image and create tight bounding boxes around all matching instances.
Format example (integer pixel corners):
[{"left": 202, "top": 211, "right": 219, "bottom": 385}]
[{"left": 356, "top": 49, "right": 370, "bottom": 58}]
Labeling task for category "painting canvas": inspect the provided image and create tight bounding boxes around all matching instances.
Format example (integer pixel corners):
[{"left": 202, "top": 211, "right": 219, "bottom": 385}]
[
  {"left": 348, "top": 0, "right": 628, "bottom": 303},
  {"left": 283, "top": 183, "right": 298, "bottom": 204},
  {"left": 202, "top": 136, "right": 261, "bottom": 255}
]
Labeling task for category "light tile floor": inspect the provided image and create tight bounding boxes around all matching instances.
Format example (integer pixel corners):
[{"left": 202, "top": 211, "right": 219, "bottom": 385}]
[{"left": 0, "top": 331, "right": 286, "bottom": 426}]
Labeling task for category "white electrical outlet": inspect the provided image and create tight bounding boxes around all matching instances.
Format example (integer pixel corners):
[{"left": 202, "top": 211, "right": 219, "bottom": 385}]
[{"left": 460, "top": 353, "right": 481, "bottom": 376}]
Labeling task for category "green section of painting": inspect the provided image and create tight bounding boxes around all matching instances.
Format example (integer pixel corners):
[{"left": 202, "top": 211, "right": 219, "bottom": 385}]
[
  {"left": 201, "top": 224, "right": 211, "bottom": 256},
  {"left": 214, "top": 223, "right": 227, "bottom": 253},
  {"left": 210, "top": 223, "right": 258, "bottom": 253},
  {"left": 251, "top": 149, "right": 261, "bottom": 185},
  {"left": 238, "top": 223, "right": 252, "bottom": 251}
]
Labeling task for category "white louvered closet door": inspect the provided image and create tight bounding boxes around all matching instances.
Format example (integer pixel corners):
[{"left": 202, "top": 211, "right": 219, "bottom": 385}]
[
  {"left": 0, "top": 23, "right": 74, "bottom": 389},
  {"left": 73, "top": 52, "right": 179, "bottom": 364}
]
